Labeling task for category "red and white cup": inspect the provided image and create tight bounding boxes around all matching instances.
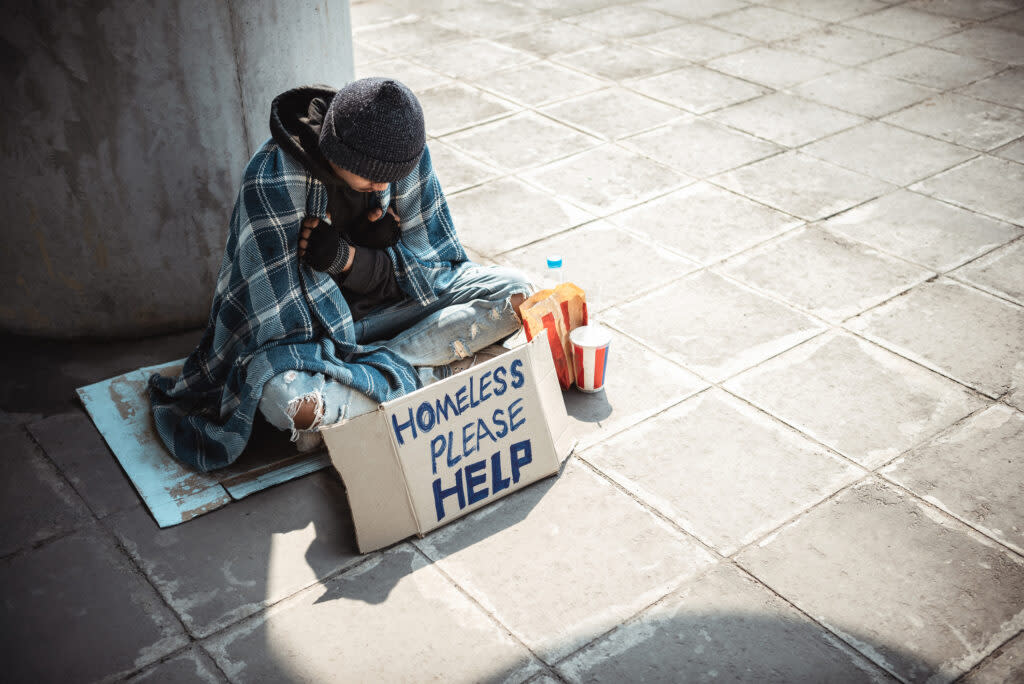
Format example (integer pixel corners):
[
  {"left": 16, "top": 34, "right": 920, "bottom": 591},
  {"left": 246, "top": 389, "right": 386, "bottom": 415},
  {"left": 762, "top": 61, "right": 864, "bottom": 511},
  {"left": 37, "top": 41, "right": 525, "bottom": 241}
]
[{"left": 570, "top": 325, "right": 612, "bottom": 393}]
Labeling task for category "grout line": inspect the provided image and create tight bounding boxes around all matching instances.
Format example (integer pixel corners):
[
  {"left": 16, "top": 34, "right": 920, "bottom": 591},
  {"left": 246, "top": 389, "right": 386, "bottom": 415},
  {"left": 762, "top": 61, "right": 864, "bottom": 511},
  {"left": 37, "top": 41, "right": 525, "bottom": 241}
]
[
  {"left": 953, "top": 628, "right": 1024, "bottom": 683},
  {"left": 405, "top": 542, "right": 558, "bottom": 679},
  {"left": 564, "top": 451, "right": 911, "bottom": 679},
  {"left": 19, "top": 420, "right": 205, "bottom": 679}
]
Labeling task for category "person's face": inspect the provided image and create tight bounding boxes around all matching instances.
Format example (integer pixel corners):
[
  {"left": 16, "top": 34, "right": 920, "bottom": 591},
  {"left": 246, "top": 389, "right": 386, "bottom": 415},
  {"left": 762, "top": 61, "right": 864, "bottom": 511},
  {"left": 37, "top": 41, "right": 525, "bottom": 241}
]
[{"left": 328, "top": 161, "right": 389, "bottom": 193}]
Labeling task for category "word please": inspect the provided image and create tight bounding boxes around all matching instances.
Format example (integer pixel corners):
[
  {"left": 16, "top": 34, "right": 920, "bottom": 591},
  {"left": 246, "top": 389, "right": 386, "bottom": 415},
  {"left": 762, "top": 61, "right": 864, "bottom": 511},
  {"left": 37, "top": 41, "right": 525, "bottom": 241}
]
[
  {"left": 433, "top": 439, "right": 533, "bottom": 522},
  {"left": 428, "top": 398, "right": 525, "bottom": 475}
]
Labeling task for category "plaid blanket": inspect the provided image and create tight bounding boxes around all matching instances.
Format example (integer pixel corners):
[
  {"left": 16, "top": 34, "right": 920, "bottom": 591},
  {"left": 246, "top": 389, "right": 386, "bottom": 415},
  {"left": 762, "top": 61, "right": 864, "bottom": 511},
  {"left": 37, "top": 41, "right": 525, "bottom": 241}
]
[{"left": 149, "top": 140, "right": 468, "bottom": 471}]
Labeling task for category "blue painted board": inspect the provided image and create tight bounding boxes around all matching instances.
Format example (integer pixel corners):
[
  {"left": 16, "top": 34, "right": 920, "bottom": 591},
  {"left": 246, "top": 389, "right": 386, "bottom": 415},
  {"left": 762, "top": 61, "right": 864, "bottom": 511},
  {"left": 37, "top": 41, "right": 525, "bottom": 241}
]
[{"left": 77, "top": 361, "right": 331, "bottom": 527}]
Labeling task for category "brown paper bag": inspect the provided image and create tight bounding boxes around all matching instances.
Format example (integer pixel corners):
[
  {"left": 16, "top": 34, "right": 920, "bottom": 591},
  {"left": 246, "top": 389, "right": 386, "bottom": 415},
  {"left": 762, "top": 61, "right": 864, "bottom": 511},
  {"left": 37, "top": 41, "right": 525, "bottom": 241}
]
[{"left": 520, "top": 283, "right": 588, "bottom": 390}]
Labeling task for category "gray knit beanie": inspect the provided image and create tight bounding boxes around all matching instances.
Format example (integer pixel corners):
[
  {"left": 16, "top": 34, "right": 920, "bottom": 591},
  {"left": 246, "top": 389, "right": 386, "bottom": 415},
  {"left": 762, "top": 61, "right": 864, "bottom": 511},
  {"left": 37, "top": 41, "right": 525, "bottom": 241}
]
[{"left": 318, "top": 77, "right": 426, "bottom": 183}]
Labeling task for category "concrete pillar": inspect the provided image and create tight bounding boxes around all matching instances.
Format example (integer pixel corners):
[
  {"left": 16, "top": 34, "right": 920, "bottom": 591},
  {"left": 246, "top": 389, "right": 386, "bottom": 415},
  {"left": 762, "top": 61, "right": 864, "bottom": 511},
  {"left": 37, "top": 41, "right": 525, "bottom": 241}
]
[{"left": 0, "top": 0, "right": 354, "bottom": 338}]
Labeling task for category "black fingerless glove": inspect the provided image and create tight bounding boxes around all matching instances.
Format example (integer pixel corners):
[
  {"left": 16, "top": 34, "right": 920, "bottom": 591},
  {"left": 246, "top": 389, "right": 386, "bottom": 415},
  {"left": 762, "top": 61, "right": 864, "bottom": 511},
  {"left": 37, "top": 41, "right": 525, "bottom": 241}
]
[
  {"left": 302, "top": 222, "right": 351, "bottom": 275},
  {"left": 351, "top": 211, "right": 401, "bottom": 249}
]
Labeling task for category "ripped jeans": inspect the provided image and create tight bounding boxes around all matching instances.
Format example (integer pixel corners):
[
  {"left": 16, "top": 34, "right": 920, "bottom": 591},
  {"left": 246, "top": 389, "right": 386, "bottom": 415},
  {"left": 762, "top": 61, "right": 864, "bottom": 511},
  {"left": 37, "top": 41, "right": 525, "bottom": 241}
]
[{"left": 258, "top": 263, "right": 532, "bottom": 443}]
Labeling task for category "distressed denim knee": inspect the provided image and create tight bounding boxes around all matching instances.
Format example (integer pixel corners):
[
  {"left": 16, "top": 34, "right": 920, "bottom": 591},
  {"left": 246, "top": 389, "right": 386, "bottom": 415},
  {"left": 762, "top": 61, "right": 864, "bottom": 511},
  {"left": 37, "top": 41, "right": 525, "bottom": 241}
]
[
  {"left": 259, "top": 371, "right": 327, "bottom": 442},
  {"left": 258, "top": 370, "right": 378, "bottom": 443}
]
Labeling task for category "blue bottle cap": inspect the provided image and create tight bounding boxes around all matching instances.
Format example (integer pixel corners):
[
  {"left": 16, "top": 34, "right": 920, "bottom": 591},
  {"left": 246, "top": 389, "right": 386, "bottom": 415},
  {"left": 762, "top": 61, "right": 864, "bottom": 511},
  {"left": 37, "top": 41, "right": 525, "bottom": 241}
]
[{"left": 547, "top": 256, "right": 563, "bottom": 269}]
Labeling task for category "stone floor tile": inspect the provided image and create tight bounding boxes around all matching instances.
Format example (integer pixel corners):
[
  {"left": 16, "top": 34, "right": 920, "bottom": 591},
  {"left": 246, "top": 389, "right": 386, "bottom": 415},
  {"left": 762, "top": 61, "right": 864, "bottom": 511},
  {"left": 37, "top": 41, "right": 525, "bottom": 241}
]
[
  {"left": 413, "top": 39, "right": 536, "bottom": 80},
  {"left": 418, "top": 82, "right": 518, "bottom": 136},
  {"left": 494, "top": 20, "right": 606, "bottom": 58},
  {"left": 540, "top": 87, "right": 683, "bottom": 140},
  {"left": 426, "top": 139, "right": 501, "bottom": 194},
  {"left": 352, "top": 40, "right": 386, "bottom": 69},
  {"left": 952, "top": 239, "right": 1024, "bottom": 304},
  {"left": 707, "top": 47, "right": 839, "bottom": 90},
  {"left": 706, "top": 6, "right": 827, "bottom": 42},
  {"left": 497, "top": 220, "right": 697, "bottom": 310},
  {"left": 611, "top": 182, "right": 802, "bottom": 265},
  {"left": 638, "top": 0, "right": 748, "bottom": 20},
  {"left": 558, "top": 328, "right": 708, "bottom": 450},
  {"left": 720, "top": 225, "right": 934, "bottom": 321},
  {"left": 884, "top": 93, "right": 1024, "bottom": 151},
  {"left": 882, "top": 404, "right": 1024, "bottom": 554},
  {"left": 780, "top": 25, "right": 912, "bottom": 66},
  {"left": 823, "top": 190, "right": 1021, "bottom": 272},
  {"left": 621, "top": 117, "right": 782, "bottom": 178},
  {"left": 912, "top": 156, "right": 1024, "bottom": 225},
  {"left": 962, "top": 632, "right": 1024, "bottom": 684},
  {"left": 865, "top": 46, "right": 1002, "bottom": 89},
  {"left": 931, "top": 25, "right": 1024, "bottom": 65},
  {"left": 584, "top": 389, "right": 861, "bottom": 555},
  {"left": 604, "top": 271, "right": 824, "bottom": 381},
  {"left": 27, "top": 410, "right": 140, "bottom": 518},
  {"left": 630, "top": 66, "right": 769, "bottom": 114},
  {"left": 474, "top": 60, "right": 607, "bottom": 108},
  {"left": 558, "top": 564, "right": 891, "bottom": 683},
  {"left": 994, "top": 137, "right": 1024, "bottom": 162},
  {"left": 791, "top": 68, "right": 938, "bottom": 117},
  {"left": 713, "top": 152, "right": 894, "bottom": 221},
  {"left": 348, "top": 1, "right": 408, "bottom": 29},
  {"left": 442, "top": 111, "right": 601, "bottom": 172},
  {"left": 848, "top": 277, "right": 1024, "bottom": 398},
  {"left": 0, "top": 413, "right": 90, "bottom": 557},
  {"left": 128, "top": 646, "right": 226, "bottom": 683},
  {"left": 553, "top": 42, "right": 688, "bottom": 82},
  {"left": 519, "top": 0, "right": 625, "bottom": 19},
  {"left": 959, "top": 67, "right": 1024, "bottom": 110},
  {"left": 205, "top": 544, "right": 541, "bottom": 683},
  {"left": 525, "top": 675, "right": 562, "bottom": 684},
  {"left": 759, "top": 0, "right": 888, "bottom": 23},
  {"left": 802, "top": 121, "right": 974, "bottom": 185},
  {"left": 1, "top": 527, "right": 188, "bottom": 683},
  {"left": 724, "top": 331, "right": 984, "bottom": 467},
  {"left": 521, "top": 144, "right": 690, "bottom": 216},
  {"left": 447, "top": 177, "right": 593, "bottom": 256},
  {"left": 709, "top": 93, "right": 864, "bottom": 148},
  {"left": 995, "top": 387, "right": 1024, "bottom": 427},
  {"left": 631, "top": 23, "right": 755, "bottom": 62},
  {"left": 109, "top": 472, "right": 361, "bottom": 638},
  {"left": 737, "top": 478, "right": 1024, "bottom": 682},
  {"left": 414, "top": 459, "right": 717, "bottom": 662},
  {"left": 905, "top": 0, "right": 1021, "bottom": 21},
  {"left": 844, "top": 5, "right": 971, "bottom": 42},
  {"left": 434, "top": 2, "right": 550, "bottom": 37},
  {"left": 355, "top": 57, "right": 450, "bottom": 93},
  {"left": 359, "top": 19, "right": 469, "bottom": 57},
  {"left": 564, "top": 5, "right": 681, "bottom": 38},
  {"left": 988, "top": 8, "right": 1024, "bottom": 33}
]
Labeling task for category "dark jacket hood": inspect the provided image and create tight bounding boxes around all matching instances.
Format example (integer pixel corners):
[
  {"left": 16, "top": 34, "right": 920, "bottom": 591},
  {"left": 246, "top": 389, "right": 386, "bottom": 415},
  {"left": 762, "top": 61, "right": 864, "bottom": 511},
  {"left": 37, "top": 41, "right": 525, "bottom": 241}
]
[{"left": 269, "top": 86, "right": 340, "bottom": 186}]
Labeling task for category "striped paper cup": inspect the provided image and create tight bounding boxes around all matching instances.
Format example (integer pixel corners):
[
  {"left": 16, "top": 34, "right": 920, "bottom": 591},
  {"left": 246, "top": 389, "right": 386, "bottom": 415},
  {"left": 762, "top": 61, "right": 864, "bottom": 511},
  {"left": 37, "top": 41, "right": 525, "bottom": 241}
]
[{"left": 570, "top": 325, "right": 612, "bottom": 393}]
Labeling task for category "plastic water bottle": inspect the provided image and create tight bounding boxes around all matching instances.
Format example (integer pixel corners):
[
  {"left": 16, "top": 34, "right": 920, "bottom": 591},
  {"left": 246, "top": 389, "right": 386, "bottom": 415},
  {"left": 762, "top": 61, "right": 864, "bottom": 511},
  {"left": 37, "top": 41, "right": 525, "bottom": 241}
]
[{"left": 545, "top": 256, "right": 563, "bottom": 289}]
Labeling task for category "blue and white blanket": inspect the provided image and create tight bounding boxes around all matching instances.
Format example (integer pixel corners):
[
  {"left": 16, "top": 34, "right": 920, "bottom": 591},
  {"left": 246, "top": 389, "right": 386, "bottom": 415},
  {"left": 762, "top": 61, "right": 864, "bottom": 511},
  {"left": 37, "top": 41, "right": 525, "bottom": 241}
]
[{"left": 149, "top": 141, "right": 468, "bottom": 471}]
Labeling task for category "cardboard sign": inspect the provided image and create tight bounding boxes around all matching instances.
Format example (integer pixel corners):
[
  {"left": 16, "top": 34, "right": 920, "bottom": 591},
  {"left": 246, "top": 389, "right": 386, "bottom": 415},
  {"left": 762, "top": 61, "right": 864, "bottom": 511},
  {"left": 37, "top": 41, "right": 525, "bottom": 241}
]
[{"left": 322, "top": 338, "right": 574, "bottom": 553}]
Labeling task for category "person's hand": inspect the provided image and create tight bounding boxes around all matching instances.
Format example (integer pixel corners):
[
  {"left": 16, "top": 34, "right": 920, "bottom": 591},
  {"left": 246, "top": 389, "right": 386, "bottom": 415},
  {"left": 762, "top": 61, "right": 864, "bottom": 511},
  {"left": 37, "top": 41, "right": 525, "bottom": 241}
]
[
  {"left": 299, "top": 213, "right": 353, "bottom": 274},
  {"left": 297, "top": 216, "right": 318, "bottom": 258},
  {"left": 367, "top": 206, "right": 400, "bottom": 224},
  {"left": 354, "top": 206, "right": 401, "bottom": 249},
  {"left": 298, "top": 212, "right": 332, "bottom": 258}
]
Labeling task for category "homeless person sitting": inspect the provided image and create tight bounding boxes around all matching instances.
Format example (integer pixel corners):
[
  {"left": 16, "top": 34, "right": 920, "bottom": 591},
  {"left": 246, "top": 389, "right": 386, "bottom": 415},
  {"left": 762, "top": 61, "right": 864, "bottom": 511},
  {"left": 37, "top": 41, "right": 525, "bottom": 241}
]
[{"left": 149, "top": 78, "right": 531, "bottom": 472}]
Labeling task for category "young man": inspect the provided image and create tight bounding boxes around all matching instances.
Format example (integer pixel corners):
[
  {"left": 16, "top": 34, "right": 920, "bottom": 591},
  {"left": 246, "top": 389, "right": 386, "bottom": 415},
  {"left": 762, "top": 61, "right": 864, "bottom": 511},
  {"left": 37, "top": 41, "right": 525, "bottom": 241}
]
[{"left": 149, "top": 78, "right": 530, "bottom": 472}]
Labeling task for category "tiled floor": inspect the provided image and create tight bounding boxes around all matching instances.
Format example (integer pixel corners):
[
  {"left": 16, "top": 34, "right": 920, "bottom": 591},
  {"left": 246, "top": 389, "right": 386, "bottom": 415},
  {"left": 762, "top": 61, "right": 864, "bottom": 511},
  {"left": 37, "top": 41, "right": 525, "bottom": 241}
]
[{"left": 3, "top": 0, "right": 1023, "bottom": 681}]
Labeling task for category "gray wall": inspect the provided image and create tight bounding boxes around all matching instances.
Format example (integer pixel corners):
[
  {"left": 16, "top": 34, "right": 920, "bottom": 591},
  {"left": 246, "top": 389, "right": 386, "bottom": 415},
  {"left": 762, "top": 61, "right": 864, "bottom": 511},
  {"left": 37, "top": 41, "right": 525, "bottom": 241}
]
[{"left": 0, "top": 0, "right": 354, "bottom": 338}]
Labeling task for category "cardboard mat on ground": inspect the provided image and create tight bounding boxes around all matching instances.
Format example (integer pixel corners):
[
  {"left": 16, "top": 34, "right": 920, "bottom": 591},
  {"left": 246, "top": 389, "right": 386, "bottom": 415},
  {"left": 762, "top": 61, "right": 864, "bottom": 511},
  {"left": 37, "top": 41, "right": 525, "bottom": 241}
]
[
  {"left": 78, "top": 338, "right": 574, "bottom": 535},
  {"left": 77, "top": 362, "right": 332, "bottom": 527}
]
